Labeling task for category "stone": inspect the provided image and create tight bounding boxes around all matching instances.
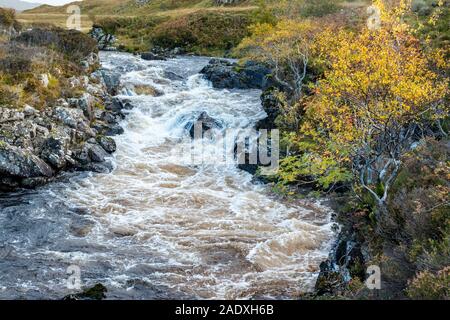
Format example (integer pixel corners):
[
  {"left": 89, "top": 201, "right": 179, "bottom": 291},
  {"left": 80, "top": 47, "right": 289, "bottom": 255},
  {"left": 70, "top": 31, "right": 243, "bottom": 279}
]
[
  {"left": 0, "top": 143, "right": 54, "bottom": 179},
  {"left": 23, "top": 105, "right": 37, "bottom": 116},
  {"left": 141, "top": 52, "right": 167, "bottom": 61},
  {"left": 40, "top": 137, "right": 67, "bottom": 170},
  {"left": 87, "top": 143, "right": 109, "bottom": 163},
  {"left": 185, "top": 112, "right": 223, "bottom": 139},
  {"left": 97, "top": 136, "right": 116, "bottom": 153}
]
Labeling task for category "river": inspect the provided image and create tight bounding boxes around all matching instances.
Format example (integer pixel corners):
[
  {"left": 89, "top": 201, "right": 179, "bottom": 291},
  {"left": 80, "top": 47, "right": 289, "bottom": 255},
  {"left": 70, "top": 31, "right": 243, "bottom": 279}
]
[{"left": 0, "top": 52, "right": 335, "bottom": 299}]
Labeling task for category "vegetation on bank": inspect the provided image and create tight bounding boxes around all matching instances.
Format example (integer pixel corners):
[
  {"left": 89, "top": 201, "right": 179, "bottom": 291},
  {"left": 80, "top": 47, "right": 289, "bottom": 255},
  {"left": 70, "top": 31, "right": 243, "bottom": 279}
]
[
  {"left": 236, "top": 0, "right": 449, "bottom": 299},
  {"left": 0, "top": 8, "right": 97, "bottom": 109}
]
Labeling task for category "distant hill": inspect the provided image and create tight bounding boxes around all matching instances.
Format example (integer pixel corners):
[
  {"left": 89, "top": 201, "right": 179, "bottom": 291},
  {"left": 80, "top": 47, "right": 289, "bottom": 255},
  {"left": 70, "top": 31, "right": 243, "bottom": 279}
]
[
  {"left": 0, "top": 0, "right": 42, "bottom": 12},
  {"left": 23, "top": 0, "right": 254, "bottom": 15}
]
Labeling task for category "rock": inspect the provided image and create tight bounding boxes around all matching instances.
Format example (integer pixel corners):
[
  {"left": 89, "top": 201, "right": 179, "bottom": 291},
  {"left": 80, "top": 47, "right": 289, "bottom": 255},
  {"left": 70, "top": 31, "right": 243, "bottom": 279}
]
[
  {"left": 200, "top": 59, "right": 275, "bottom": 90},
  {"left": 0, "top": 143, "right": 54, "bottom": 179},
  {"left": 255, "top": 87, "right": 282, "bottom": 130},
  {"left": 87, "top": 143, "right": 109, "bottom": 163},
  {"left": 70, "top": 218, "right": 95, "bottom": 237},
  {"left": 97, "top": 136, "right": 116, "bottom": 153},
  {"left": 314, "top": 231, "right": 365, "bottom": 296},
  {"left": 63, "top": 283, "right": 107, "bottom": 300},
  {"left": 23, "top": 105, "right": 37, "bottom": 117},
  {"left": 68, "top": 93, "right": 95, "bottom": 120},
  {"left": 133, "top": 85, "right": 164, "bottom": 96},
  {"left": 163, "top": 71, "right": 184, "bottom": 81},
  {"left": 85, "top": 161, "right": 114, "bottom": 173},
  {"left": 53, "top": 107, "right": 84, "bottom": 128},
  {"left": 104, "top": 124, "right": 124, "bottom": 136},
  {"left": 40, "top": 137, "right": 67, "bottom": 170},
  {"left": 89, "top": 26, "right": 116, "bottom": 50},
  {"left": 98, "top": 69, "right": 121, "bottom": 95},
  {"left": 185, "top": 112, "right": 223, "bottom": 139},
  {"left": 141, "top": 52, "right": 167, "bottom": 61},
  {"left": 105, "top": 97, "right": 126, "bottom": 113},
  {"left": 315, "top": 260, "right": 344, "bottom": 295}
]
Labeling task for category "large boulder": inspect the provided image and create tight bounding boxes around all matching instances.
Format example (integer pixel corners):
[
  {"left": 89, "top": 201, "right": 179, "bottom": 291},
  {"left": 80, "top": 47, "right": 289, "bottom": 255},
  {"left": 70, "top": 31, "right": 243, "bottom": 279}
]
[
  {"left": 96, "top": 69, "right": 121, "bottom": 95},
  {"left": 200, "top": 59, "right": 275, "bottom": 90},
  {"left": 185, "top": 112, "right": 223, "bottom": 139},
  {"left": 0, "top": 143, "right": 54, "bottom": 179}
]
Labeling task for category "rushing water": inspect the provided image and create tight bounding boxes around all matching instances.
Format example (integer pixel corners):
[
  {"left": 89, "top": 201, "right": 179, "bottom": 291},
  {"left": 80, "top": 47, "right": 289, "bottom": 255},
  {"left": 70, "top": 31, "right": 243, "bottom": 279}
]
[{"left": 0, "top": 52, "right": 335, "bottom": 299}]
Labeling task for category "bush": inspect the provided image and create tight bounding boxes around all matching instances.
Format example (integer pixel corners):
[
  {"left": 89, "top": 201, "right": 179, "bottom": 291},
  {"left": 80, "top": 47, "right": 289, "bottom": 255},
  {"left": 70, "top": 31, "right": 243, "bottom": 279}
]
[
  {"left": 150, "top": 11, "right": 252, "bottom": 55},
  {"left": 14, "top": 28, "right": 98, "bottom": 62},
  {"left": 407, "top": 267, "right": 450, "bottom": 299},
  {"left": 0, "top": 8, "right": 16, "bottom": 27}
]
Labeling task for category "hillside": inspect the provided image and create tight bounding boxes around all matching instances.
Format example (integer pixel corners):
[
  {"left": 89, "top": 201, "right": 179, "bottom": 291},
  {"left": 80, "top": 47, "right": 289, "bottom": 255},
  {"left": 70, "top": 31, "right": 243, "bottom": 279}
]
[{"left": 23, "top": 0, "right": 257, "bottom": 15}]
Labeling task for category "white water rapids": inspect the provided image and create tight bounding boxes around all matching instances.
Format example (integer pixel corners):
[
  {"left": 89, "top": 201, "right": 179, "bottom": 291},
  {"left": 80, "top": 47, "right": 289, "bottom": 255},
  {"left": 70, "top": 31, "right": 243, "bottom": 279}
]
[{"left": 0, "top": 52, "right": 335, "bottom": 299}]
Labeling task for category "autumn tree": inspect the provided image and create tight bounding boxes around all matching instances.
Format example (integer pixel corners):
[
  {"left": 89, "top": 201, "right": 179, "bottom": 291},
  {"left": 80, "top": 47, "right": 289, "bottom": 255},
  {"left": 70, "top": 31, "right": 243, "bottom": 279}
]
[
  {"left": 295, "top": 1, "right": 448, "bottom": 214},
  {"left": 236, "top": 20, "right": 319, "bottom": 102}
]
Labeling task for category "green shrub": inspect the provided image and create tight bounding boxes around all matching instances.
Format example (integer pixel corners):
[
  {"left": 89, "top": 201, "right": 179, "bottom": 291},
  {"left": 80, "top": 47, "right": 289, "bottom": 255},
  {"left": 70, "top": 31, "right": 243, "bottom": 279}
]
[
  {"left": 14, "top": 28, "right": 98, "bottom": 62},
  {"left": 150, "top": 11, "right": 252, "bottom": 55}
]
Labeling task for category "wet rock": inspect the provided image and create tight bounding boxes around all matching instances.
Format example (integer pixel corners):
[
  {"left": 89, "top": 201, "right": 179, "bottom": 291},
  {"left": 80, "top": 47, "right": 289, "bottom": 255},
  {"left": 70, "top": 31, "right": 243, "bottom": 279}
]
[
  {"left": 133, "top": 85, "right": 164, "bottom": 97},
  {"left": 200, "top": 59, "right": 275, "bottom": 90},
  {"left": 85, "top": 161, "right": 114, "bottom": 173},
  {"left": 104, "top": 124, "right": 124, "bottom": 136},
  {"left": 314, "top": 231, "right": 366, "bottom": 296},
  {"left": 97, "top": 136, "right": 116, "bottom": 153},
  {"left": 163, "top": 71, "right": 184, "bottom": 81},
  {"left": 105, "top": 97, "right": 126, "bottom": 113},
  {"left": 0, "top": 143, "right": 54, "bottom": 179},
  {"left": 186, "top": 112, "right": 223, "bottom": 139},
  {"left": 256, "top": 87, "right": 282, "bottom": 130},
  {"left": 141, "top": 52, "right": 166, "bottom": 61},
  {"left": 40, "top": 137, "right": 67, "bottom": 170},
  {"left": 98, "top": 69, "right": 121, "bottom": 95},
  {"left": 87, "top": 143, "right": 109, "bottom": 163},
  {"left": 315, "top": 260, "right": 344, "bottom": 295},
  {"left": 63, "top": 283, "right": 107, "bottom": 300},
  {"left": 70, "top": 218, "right": 95, "bottom": 237}
]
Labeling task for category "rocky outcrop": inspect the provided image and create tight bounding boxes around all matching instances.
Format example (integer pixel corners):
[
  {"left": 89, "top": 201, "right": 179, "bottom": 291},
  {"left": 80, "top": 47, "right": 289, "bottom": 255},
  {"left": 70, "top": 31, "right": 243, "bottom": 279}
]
[
  {"left": 89, "top": 27, "right": 116, "bottom": 51},
  {"left": 315, "top": 229, "right": 366, "bottom": 296},
  {"left": 255, "top": 88, "right": 283, "bottom": 130},
  {"left": 63, "top": 283, "right": 107, "bottom": 300},
  {"left": 0, "top": 66, "right": 132, "bottom": 191},
  {"left": 200, "top": 59, "right": 275, "bottom": 90}
]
